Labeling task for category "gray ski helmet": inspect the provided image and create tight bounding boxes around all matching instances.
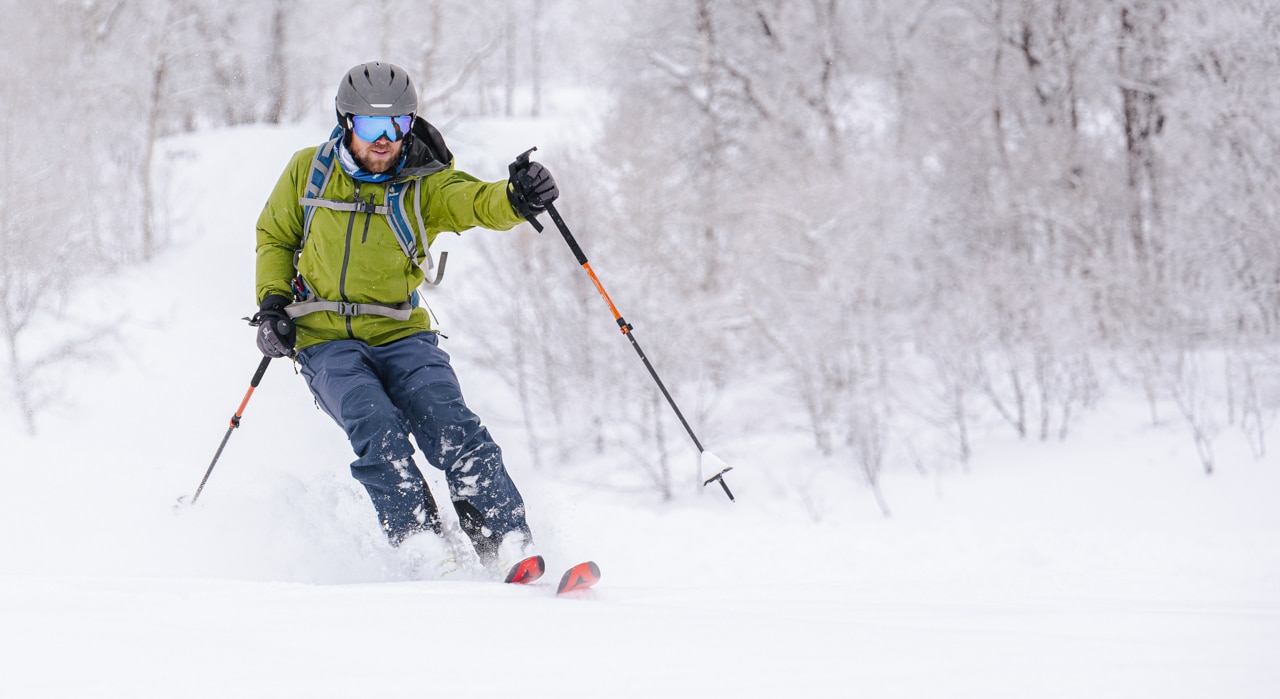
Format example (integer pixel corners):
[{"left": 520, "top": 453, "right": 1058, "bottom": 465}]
[{"left": 335, "top": 62, "right": 418, "bottom": 118}]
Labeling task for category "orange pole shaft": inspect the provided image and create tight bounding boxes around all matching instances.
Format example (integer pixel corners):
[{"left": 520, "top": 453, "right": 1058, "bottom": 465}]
[
  {"left": 230, "top": 385, "right": 256, "bottom": 428},
  {"left": 581, "top": 262, "right": 627, "bottom": 331}
]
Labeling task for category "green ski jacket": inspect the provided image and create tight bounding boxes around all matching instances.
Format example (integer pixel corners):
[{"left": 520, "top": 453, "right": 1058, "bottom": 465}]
[{"left": 256, "top": 120, "right": 524, "bottom": 352}]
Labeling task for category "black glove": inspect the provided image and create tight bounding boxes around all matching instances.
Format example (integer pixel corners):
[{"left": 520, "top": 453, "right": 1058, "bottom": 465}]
[
  {"left": 250, "top": 294, "right": 296, "bottom": 358},
  {"left": 507, "top": 161, "right": 559, "bottom": 219}
]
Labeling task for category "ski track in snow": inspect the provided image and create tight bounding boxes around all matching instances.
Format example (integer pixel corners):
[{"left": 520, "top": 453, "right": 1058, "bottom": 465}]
[{"left": 1, "top": 123, "right": 1278, "bottom": 697}]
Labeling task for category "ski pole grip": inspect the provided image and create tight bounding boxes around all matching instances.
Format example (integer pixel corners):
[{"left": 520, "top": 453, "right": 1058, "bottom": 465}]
[
  {"left": 250, "top": 355, "right": 271, "bottom": 387},
  {"left": 513, "top": 146, "right": 537, "bottom": 170},
  {"left": 511, "top": 147, "right": 547, "bottom": 233},
  {"left": 546, "top": 202, "right": 588, "bottom": 266}
]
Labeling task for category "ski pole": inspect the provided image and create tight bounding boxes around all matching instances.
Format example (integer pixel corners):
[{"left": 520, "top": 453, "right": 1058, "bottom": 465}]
[
  {"left": 187, "top": 355, "right": 272, "bottom": 505},
  {"left": 513, "top": 148, "right": 736, "bottom": 501}
]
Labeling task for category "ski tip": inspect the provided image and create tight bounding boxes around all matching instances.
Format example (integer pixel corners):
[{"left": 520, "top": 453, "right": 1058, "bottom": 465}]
[
  {"left": 556, "top": 561, "right": 602, "bottom": 595},
  {"left": 504, "top": 555, "right": 546, "bottom": 584}
]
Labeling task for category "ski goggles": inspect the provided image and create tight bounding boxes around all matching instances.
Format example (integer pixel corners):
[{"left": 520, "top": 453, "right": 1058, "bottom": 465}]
[{"left": 349, "top": 114, "right": 413, "bottom": 143}]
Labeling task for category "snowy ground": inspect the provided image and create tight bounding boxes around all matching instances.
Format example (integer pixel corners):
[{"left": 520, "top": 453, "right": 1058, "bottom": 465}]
[{"left": 1, "top": 124, "right": 1278, "bottom": 697}]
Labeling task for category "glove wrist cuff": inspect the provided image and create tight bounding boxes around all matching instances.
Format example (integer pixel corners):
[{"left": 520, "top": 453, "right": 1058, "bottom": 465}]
[{"left": 260, "top": 293, "right": 292, "bottom": 311}]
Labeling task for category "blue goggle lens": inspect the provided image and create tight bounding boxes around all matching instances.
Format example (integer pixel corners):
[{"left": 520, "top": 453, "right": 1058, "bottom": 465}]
[{"left": 350, "top": 114, "right": 413, "bottom": 142}]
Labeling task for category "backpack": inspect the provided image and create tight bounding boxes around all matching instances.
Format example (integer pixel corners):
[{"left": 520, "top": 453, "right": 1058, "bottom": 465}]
[{"left": 285, "top": 127, "right": 447, "bottom": 321}]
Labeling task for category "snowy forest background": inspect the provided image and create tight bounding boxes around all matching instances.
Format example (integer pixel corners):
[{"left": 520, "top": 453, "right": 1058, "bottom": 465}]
[{"left": 5, "top": 0, "right": 1280, "bottom": 510}]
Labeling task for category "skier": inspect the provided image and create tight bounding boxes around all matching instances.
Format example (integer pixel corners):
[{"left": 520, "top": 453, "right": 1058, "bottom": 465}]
[{"left": 251, "top": 62, "right": 558, "bottom": 572}]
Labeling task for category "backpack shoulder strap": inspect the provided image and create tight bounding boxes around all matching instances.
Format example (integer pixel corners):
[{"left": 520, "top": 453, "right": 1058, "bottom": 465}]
[
  {"left": 384, "top": 179, "right": 446, "bottom": 286},
  {"left": 297, "top": 132, "right": 342, "bottom": 257}
]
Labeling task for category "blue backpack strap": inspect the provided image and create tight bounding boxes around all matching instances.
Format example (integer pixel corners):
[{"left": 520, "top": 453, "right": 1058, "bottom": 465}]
[
  {"left": 297, "top": 129, "right": 343, "bottom": 258},
  {"left": 387, "top": 178, "right": 446, "bottom": 286},
  {"left": 384, "top": 182, "right": 418, "bottom": 259}
]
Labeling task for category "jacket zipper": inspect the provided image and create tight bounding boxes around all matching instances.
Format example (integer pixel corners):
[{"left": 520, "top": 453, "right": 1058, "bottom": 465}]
[{"left": 361, "top": 192, "right": 374, "bottom": 244}]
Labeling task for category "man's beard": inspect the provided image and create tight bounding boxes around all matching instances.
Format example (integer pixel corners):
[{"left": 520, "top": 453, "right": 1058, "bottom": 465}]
[
  {"left": 355, "top": 151, "right": 395, "bottom": 173},
  {"left": 350, "top": 138, "right": 403, "bottom": 174}
]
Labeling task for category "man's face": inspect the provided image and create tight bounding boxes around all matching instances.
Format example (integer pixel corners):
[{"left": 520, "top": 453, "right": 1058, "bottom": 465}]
[{"left": 349, "top": 130, "right": 404, "bottom": 174}]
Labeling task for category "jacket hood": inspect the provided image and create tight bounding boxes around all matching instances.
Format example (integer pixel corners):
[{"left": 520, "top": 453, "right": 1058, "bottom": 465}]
[{"left": 393, "top": 118, "right": 453, "bottom": 181}]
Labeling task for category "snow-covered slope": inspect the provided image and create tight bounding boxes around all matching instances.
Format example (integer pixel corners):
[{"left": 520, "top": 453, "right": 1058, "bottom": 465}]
[{"left": 0, "top": 124, "right": 1277, "bottom": 698}]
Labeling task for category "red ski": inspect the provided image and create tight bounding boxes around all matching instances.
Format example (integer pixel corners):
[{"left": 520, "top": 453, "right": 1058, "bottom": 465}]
[
  {"left": 503, "top": 555, "right": 546, "bottom": 584},
  {"left": 503, "top": 556, "right": 601, "bottom": 595},
  {"left": 556, "top": 561, "right": 601, "bottom": 595}
]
